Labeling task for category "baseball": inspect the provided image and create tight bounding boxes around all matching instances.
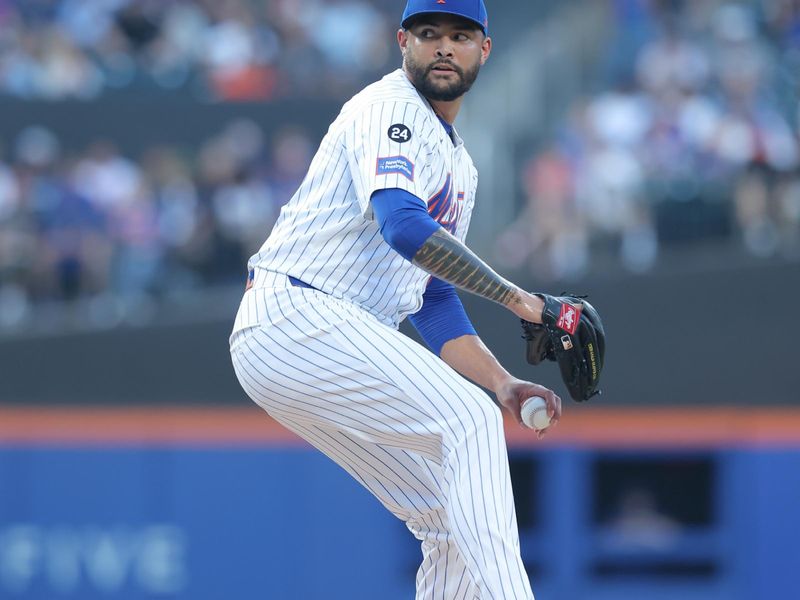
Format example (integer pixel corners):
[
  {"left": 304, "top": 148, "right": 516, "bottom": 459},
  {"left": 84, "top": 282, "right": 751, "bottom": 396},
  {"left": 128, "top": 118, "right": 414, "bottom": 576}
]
[{"left": 520, "top": 396, "right": 551, "bottom": 430}]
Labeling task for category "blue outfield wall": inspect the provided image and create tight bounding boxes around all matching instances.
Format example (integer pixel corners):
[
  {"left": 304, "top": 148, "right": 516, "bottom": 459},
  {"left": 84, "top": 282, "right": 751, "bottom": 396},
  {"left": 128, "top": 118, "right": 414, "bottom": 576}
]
[
  {"left": 0, "top": 448, "right": 416, "bottom": 600},
  {"left": 1, "top": 446, "right": 799, "bottom": 600}
]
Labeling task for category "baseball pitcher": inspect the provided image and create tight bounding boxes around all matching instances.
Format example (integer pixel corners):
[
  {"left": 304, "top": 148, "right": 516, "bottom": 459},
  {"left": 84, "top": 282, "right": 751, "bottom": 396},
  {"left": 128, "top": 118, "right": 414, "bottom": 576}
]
[{"left": 230, "top": 1, "right": 605, "bottom": 598}]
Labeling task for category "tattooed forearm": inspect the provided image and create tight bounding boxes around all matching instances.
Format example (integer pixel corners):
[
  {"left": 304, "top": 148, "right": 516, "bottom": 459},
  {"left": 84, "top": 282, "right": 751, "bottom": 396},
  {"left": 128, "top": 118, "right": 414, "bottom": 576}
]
[{"left": 413, "top": 228, "right": 521, "bottom": 307}]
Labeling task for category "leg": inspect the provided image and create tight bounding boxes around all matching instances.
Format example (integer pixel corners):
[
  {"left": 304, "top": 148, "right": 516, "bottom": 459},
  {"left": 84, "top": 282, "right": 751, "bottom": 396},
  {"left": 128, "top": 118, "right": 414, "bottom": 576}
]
[
  {"left": 287, "top": 421, "right": 482, "bottom": 600},
  {"left": 230, "top": 285, "right": 534, "bottom": 599}
]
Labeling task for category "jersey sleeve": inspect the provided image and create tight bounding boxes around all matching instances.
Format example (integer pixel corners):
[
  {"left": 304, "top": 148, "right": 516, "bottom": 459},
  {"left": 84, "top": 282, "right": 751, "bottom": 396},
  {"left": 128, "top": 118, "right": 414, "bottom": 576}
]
[{"left": 345, "top": 101, "right": 437, "bottom": 216}]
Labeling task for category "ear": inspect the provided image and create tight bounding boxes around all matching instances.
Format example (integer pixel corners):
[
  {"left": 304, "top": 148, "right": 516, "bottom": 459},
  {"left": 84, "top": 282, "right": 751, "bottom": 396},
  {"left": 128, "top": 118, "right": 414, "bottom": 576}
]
[
  {"left": 480, "top": 36, "right": 492, "bottom": 65},
  {"left": 398, "top": 28, "right": 409, "bottom": 52}
]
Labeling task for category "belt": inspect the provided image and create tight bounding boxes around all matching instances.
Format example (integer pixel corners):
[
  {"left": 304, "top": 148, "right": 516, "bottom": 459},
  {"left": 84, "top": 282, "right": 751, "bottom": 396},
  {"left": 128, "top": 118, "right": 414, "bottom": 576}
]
[
  {"left": 288, "top": 275, "right": 317, "bottom": 290},
  {"left": 246, "top": 269, "right": 318, "bottom": 291}
]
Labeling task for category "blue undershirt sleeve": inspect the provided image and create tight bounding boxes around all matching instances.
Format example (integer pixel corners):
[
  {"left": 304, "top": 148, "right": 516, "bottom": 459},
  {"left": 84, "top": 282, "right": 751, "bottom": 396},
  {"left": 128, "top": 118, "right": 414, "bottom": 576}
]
[
  {"left": 408, "top": 277, "right": 477, "bottom": 356},
  {"left": 370, "top": 188, "right": 441, "bottom": 261},
  {"left": 370, "top": 188, "right": 476, "bottom": 355}
]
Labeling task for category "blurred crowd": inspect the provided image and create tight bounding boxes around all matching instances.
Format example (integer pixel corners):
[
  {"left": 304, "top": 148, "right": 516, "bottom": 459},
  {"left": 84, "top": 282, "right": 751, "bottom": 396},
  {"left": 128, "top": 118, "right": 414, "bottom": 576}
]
[
  {"left": 0, "top": 121, "right": 313, "bottom": 327},
  {"left": 0, "top": 0, "right": 395, "bottom": 101},
  {"left": 497, "top": 0, "right": 800, "bottom": 280},
  {"left": 1, "top": 0, "right": 799, "bottom": 329}
]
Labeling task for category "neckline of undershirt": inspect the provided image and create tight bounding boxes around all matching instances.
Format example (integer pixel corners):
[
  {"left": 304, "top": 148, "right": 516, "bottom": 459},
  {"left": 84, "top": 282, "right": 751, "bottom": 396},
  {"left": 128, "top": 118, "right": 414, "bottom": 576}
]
[{"left": 437, "top": 115, "right": 455, "bottom": 145}]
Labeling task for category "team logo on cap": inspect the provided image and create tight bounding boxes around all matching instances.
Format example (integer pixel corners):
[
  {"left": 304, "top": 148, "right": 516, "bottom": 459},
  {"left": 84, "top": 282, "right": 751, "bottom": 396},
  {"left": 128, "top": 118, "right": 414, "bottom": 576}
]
[{"left": 437, "top": 0, "right": 446, "bottom": 4}]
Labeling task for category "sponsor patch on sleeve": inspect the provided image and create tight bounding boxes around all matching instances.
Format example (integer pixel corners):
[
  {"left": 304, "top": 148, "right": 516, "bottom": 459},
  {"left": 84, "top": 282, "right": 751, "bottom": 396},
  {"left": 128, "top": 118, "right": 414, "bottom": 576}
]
[{"left": 376, "top": 155, "right": 414, "bottom": 181}]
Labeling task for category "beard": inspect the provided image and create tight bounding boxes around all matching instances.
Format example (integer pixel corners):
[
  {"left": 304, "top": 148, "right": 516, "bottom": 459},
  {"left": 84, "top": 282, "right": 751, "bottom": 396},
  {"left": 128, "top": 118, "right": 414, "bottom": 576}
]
[{"left": 404, "top": 52, "right": 481, "bottom": 102}]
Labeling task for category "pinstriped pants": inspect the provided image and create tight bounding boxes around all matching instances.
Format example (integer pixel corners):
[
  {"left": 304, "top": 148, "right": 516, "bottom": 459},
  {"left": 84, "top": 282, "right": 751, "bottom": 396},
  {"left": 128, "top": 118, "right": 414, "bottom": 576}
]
[{"left": 229, "top": 272, "right": 534, "bottom": 600}]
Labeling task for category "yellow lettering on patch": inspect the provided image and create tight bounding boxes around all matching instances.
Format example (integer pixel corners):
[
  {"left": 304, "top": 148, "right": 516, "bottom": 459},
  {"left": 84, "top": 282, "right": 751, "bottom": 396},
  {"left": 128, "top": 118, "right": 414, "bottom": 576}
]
[{"left": 588, "top": 343, "right": 597, "bottom": 380}]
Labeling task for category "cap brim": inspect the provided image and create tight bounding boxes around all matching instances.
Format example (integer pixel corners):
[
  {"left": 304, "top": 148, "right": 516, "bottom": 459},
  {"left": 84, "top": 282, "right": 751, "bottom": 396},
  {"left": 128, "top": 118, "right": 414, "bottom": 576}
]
[{"left": 402, "top": 11, "right": 487, "bottom": 34}]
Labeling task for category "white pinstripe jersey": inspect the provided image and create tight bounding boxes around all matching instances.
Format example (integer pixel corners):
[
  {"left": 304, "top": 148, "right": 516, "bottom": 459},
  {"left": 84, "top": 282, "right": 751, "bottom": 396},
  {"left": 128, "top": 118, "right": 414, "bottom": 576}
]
[{"left": 240, "top": 69, "right": 479, "bottom": 330}]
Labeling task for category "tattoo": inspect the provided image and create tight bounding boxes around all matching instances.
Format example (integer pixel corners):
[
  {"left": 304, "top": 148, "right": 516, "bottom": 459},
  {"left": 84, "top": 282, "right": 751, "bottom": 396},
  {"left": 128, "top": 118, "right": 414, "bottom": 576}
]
[{"left": 413, "top": 229, "right": 521, "bottom": 307}]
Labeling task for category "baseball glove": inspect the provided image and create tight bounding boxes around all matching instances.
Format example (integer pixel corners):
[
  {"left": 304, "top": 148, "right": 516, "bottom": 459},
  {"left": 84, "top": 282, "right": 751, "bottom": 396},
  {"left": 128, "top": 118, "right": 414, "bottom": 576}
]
[{"left": 521, "top": 294, "right": 605, "bottom": 402}]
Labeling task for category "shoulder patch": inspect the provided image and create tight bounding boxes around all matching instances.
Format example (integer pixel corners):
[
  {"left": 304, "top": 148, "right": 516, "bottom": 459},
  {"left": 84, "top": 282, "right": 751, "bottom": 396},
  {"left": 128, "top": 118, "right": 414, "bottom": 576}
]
[
  {"left": 376, "top": 156, "right": 414, "bottom": 181},
  {"left": 387, "top": 123, "right": 412, "bottom": 143}
]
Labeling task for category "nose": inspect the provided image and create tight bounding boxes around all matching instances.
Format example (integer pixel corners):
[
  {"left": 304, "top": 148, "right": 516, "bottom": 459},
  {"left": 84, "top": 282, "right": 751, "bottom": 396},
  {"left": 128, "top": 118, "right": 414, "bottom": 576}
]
[{"left": 434, "top": 41, "right": 454, "bottom": 59}]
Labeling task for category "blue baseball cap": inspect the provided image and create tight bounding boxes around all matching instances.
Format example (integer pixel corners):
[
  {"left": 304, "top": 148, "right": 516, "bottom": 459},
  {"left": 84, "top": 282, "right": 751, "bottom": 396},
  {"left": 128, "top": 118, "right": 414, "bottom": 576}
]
[{"left": 402, "top": 0, "right": 489, "bottom": 36}]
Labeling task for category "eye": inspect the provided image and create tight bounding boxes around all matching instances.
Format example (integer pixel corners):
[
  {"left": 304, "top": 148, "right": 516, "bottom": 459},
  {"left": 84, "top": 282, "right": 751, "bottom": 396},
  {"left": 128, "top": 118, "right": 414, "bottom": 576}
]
[{"left": 420, "top": 28, "right": 436, "bottom": 38}]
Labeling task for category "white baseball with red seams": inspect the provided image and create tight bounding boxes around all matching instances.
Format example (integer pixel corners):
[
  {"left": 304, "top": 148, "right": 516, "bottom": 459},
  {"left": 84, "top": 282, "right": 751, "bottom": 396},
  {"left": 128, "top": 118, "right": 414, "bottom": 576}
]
[{"left": 521, "top": 396, "right": 551, "bottom": 430}]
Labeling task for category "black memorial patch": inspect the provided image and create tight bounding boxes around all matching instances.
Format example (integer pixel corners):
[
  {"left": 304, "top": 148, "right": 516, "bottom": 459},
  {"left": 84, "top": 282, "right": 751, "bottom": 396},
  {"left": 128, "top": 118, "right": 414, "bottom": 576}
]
[{"left": 387, "top": 123, "right": 412, "bottom": 143}]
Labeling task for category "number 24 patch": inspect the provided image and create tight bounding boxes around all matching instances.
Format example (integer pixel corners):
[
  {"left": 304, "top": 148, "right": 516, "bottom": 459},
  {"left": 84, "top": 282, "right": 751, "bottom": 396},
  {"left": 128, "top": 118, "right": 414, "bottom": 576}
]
[{"left": 388, "top": 123, "right": 411, "bottom": 143}]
